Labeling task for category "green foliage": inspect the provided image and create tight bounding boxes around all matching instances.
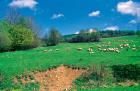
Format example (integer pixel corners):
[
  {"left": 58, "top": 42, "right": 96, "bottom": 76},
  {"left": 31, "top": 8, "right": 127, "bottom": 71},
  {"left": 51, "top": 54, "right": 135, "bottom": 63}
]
[
  {"left": 9, "top": 25, "right": 34, "bottom": 50},
  {"left": 136, "top": 30, "right": 140, "bottom": 36},
  {"left": 68, "top": 31, "right": 100, "bottom": 43},
  {"left": 0, "top": 70, "right": 4, "bottom": 88},
  {"left": 0, "top": 21, "right": 12, "bottom": 52},
  {"left": 90, "top": 32, "right": 100, "bottom": 42},
  {"left": 45, "top": 28, "right": 62, "bottom": 46},
  {"left": 23, "top": 83, "right": 40, "bottom": 91},
  {"left": 75, "top": 65, "right": 114, "bottom": 89},
  {"left": 0, "top": 32, "right": 12, "bottom": 52},
  {"left": 76, "top": 85, "right": 140, "bottom": 91},
  {"left": 31, "top": 35, "right": 41, "bottom": 48},
  {"left": 0, "top": 14, "right": 40, "bottom": 52},
  {"left": 5, "top": 11, "right": 40, "bottom": 50},
  {"left": 100, "top": 30, "right": 136, "bottom": 38},
  {"left": 112, "top": 64, "right": 140, "bottom": 82}
]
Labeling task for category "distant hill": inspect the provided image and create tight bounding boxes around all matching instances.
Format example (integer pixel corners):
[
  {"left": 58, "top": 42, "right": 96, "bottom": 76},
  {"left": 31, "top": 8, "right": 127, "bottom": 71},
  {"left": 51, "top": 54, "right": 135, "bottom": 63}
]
[{"left": 63, "top": 34, "right": 77, "bottom": 39}]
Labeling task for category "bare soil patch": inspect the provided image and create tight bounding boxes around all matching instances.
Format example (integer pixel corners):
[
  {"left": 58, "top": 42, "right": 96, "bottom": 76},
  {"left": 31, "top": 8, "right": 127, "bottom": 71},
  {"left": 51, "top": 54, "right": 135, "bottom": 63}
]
[{"left": 14, "top": 65, "right": 85, "bottom": 91}]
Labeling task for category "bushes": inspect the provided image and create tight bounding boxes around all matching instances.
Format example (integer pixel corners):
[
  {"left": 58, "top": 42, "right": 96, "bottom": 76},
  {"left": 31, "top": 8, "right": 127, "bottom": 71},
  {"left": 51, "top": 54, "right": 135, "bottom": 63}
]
[
  {"left": 75, "top": 64, "right": 140, "bottom": 89},
  {"left": 0, "top": 70, "right": 4, "bottom": 89},
  {"left": 0, "top": 13, "right": 40, "bottom": 52},
  {"left": 112, "top": 64, "right": 140, "bottom": 82},
  {"left": 136, "top": 30, "right": 140, "bottom": 36},
  {"left": 75, "top": 65, "right": 114, "bottom": 89},
  {"left": 44, "top": 28, "right": 62, "bottom": 46},
  {"left": 68, "top": 32, "right": 100, "bottom": 43},
  {"left": 0, "top": 21, "right": 12, "bottom": 52},
  {"left": 9, "top": 25, "right": 34, "bottom": 50},
  {"left": 0, "top": 20, "right": 37, "bottom": 52},
  {"left": 100, "top": 30, "right": 136, "bottom": 38},
  {"left": 0, "top": 32, "right": 12, "bottom": 52}
]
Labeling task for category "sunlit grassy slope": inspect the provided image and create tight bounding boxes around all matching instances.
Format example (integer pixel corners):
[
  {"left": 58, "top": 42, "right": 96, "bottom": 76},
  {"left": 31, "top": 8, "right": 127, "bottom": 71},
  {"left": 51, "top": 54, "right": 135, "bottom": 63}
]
[
  {"left": 0, "top": 36, "right": 140, "bottom": 90},
  {"left": 76, "top": 85, "right": 140, "bottom": 91}
]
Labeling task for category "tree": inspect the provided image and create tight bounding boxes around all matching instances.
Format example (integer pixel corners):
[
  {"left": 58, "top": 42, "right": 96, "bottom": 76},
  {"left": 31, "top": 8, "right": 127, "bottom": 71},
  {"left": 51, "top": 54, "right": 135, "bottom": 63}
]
[
  {"left": 45, "top": 28, "right": 61, "bottom": 46},
  {"left": 9, "top": 25, "right": 34, "bottom": 50},
  {"left": 0, "top": 31, "right": 12, "bottom": 52},
  {"left": 136, "top": 30, "right": 140, "bottom": 36},
  {"left": 0, "top": 21, "right": 12, "bottom": 52},
  {"left": 68, "top": 30, "right": 100, "bottom": 43},
  {"left": 6, "top": 10, "right": 40, "bottom": 48},
  {"left": 90, "top": 32, "right": 100, "bottom": 42},
  {"left": 15, "top": 16, "right": 41, "bottom": 48}
]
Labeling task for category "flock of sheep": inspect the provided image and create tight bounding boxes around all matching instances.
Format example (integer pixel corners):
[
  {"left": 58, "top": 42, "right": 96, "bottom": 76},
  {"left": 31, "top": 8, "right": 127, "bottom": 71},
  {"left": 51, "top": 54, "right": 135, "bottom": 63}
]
[
  {"left": 97, "top": 42, "right": 139, "bottom": 53},
  {"left": 43, "top": 49, "right": 59, "bottom": 52},
  {"left": 77, "top": 47, "right": 94, "bottom": 54},
  {"left": 43, "top": 39, "right": 139, "bottom": 54},
  {"left": 76, "top": 40, "right": 139, "bottom": 54}
]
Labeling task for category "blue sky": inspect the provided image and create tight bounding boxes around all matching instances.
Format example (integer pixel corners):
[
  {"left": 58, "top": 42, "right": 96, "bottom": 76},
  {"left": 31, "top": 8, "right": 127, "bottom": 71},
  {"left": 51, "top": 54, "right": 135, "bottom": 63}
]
[{"left": 0, "top": 0, "right": 140, "bottom": 35}]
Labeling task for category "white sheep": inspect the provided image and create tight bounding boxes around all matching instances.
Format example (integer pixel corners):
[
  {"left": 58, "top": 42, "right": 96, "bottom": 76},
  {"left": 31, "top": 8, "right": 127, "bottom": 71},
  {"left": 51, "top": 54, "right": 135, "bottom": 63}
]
[
  {"left": 77, "top": 48, "right": 83, "bottom": 51},
  {"left": 43, "top": 50, "right": 48, "bottom": 52}
]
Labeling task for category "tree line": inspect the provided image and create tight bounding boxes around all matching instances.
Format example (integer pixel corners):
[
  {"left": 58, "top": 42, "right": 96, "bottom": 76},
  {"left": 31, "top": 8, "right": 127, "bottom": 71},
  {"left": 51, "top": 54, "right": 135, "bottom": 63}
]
[
  {"left": 65, "top": 29, "right": 140, "bottom": 43},
  {"left": 0, "top": 11, "right": 62, "bottom": 52},
  {"left": 0, "top": 11, "right": 140, "bottom": 52}
]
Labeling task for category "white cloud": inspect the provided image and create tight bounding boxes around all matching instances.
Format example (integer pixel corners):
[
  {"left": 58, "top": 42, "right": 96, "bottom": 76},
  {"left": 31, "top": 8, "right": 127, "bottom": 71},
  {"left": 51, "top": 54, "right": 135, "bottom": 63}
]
[
  {"left": 51, "top": 13, "right": 64, "bottom": 19},
  {"left": 88, "top": 11, "right": 100, "bottom": 17},
  {"left": 129, "top": 19, "right": 137, "bottom": 24},
  {"left": 117, "top": 0, "right": 140, "bottom": 16},
  {"left": 104, "top": 26, "right": 119, "bottom": 31},
  {"left": 9, "top": 0, "right": 38, "bottom": 9},
  {"left": 75, "top": 31, "right": 79, "bottom": 34}
]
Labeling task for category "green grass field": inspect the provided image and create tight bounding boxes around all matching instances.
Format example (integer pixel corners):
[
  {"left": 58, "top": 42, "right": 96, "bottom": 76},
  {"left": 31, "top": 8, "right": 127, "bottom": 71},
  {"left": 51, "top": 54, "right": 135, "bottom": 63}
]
[
  {"left": 0, "top": 36, "right": 140, "bottom": 90},
  {"left": 76, "top": 85, "right": 140, "bottom": 91}
]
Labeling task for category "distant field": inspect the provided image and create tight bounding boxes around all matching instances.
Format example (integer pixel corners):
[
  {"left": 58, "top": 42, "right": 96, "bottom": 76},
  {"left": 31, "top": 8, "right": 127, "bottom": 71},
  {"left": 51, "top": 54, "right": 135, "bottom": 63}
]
[
  {"left": 0, "top": 36, "right": 140, "bottom": 90},
  {"left": 76, "top": 85, "right": 140, "bottom": 91}
]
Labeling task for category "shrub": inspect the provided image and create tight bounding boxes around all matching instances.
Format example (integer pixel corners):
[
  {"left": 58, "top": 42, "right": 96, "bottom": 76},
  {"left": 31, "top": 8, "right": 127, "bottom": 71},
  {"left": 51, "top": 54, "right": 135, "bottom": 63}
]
[
  {"left": 0, "top": 21, "right": 12, "bottom": 52},
  {"left": 31, "top": 35, "right": 40, "bottom": 48},
  {"left": 44, "top": 28, "right": 61, "bottom": 46},
  {"left": 0, "top": 32, "right": 12, "bottom": 52},
  {"left": 9, "top": 25, "right": 34, "bottom": 50},
  {"left": 136, "top": 30, "right": 140, "bottom": 36},
  {"left": 68, "top": 32, "right": 100, "bottom": 43},
  {"left": 100, "top": 30, "right": 136, "bottom": 38},
  {"left": 0, "top": 71, "right": 4, "bottom": 89},
  {"left": 90, "top": 32, "right": 100, "bottom": 42},
  {"left": 75, "top": 64, "right": 114, "bottom": 89},
  {"left": 112, "top": 64, "right": 140, "bottom": 82}
]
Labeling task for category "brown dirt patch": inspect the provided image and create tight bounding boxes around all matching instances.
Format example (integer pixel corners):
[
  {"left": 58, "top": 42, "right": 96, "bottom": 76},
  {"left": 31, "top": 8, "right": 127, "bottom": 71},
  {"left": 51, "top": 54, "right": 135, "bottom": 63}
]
[
  {"left": 34, "top": 65, "right": 85, "bottom": 91},
  {"left": 14, "top": 65, "right": 85, "bottom": 91}
]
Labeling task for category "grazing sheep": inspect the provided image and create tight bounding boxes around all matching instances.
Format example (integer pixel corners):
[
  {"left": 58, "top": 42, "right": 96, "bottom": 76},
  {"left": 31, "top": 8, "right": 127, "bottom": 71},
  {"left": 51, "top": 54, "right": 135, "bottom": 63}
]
[
  {"left": 43, "top": 50, "right": 48, "bottom": 52},
  {"left": 97, "top": 45, "right": 101, "bottom": 48},
  {"left": 88, "top": 48, "right": 93, "bottom": 52},
  {"left": 132, "top": 48, "right": 136, "bottom": 51},
  {"left": 87, "top": 47, "right": 95, "bottom": 54},
  {"left": 120, "top": 44, "right": 130, "bottom": 49},
  {"left": 77, "top": 48, "right": 83, "bottom": 51},
  {"left": 116, "top": 50, "right": 120, "bottom": 53},
  {"left": 98, "top": 47, "right": 120, "bottom": 53}
]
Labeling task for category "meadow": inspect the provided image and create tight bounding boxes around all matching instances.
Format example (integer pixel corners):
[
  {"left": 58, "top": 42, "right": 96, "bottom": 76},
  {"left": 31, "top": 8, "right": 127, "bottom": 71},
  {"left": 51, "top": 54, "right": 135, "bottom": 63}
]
[{"left": 0, "top": 35, "right": 140, "bottom": 90}]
